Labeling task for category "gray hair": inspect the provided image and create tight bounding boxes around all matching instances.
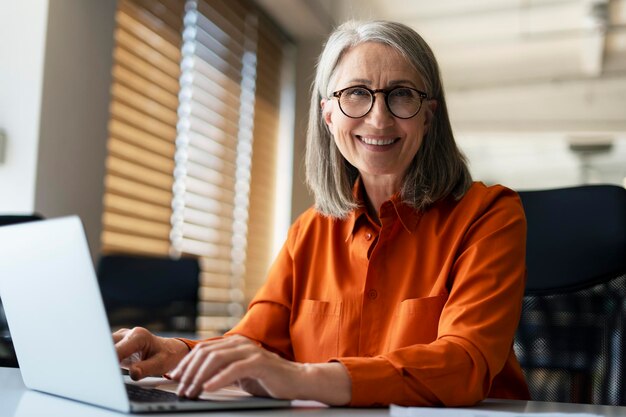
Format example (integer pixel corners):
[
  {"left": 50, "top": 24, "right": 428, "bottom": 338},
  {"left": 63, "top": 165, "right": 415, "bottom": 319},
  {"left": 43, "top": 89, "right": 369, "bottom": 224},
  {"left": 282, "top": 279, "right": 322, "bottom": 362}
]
[{"left": 305, "top": 20, "right": 472, "bottom": 218}]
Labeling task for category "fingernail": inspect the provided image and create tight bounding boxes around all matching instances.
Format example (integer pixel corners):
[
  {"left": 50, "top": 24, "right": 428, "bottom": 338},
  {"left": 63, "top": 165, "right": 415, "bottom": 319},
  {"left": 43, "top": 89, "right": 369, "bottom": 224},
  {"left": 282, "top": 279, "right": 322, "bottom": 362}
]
[
  {"left": 130, "top": 367, "right": 142, "bottom": 380},
  {"left": 185, "top": 385, "right": 196, "bottom": 398}
]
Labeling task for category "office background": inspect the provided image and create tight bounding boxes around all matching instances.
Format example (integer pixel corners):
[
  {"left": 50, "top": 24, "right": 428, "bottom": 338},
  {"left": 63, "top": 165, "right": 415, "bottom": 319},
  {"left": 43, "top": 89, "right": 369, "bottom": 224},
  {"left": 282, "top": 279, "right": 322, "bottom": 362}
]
[{"left": 1, "top": 0, "right": 625, "bottom": 336}]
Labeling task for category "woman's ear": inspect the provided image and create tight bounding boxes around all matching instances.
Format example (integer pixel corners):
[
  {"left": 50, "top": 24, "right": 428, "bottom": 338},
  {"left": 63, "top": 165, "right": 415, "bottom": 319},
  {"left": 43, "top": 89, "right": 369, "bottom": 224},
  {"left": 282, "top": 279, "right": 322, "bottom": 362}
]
[
  {"left": 423, "top": 99, "right": 438, "bottom": 131},
  {"left": 320, "top": 98, "right": 333, "bottom": 130}
]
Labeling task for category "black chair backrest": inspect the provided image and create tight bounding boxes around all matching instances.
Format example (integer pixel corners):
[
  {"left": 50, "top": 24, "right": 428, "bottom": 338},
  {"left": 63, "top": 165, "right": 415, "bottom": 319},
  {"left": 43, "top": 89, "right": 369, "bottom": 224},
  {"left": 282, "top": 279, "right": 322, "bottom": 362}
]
[
  {"left": 515, "top": 185, "right": 626, "bottom": 405},
  {"left": 97, "top": 254, "right": 200, "bottom": 334},
  {"left": 0, "top": 214, "right": 44, "bottom": 367},
  {"left": 0, "top": 214, "right": 44, "bottom": 227}
]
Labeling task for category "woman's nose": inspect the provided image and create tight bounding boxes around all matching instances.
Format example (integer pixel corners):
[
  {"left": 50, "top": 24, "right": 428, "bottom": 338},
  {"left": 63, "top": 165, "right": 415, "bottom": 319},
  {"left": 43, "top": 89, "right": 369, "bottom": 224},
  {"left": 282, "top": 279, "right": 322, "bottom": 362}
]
[{"left": 365, "top": 94, "right": 394, "bottom": 128}]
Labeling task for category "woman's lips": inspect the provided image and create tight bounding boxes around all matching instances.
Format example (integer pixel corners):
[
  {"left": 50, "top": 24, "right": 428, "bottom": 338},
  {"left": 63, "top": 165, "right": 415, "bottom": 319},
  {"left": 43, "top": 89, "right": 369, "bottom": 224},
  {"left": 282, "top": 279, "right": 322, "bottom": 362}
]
[{"left": 356, "top": 135, "right": 400, "bottom": 146}]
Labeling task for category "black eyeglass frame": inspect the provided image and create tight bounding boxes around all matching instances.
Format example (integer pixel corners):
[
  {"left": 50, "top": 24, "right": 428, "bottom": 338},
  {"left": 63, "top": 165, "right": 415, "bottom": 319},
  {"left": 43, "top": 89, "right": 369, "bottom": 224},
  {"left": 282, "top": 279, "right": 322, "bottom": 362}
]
[{"left": 331, "top": 85, "right": 430, "bottom": 119}]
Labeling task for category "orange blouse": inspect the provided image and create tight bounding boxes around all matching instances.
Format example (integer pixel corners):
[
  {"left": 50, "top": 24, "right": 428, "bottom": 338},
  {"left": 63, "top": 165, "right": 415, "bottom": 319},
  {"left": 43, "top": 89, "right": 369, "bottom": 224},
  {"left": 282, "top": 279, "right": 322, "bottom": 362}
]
[{"left": 185, "top": 181, "right": 530, "bottom": 406}]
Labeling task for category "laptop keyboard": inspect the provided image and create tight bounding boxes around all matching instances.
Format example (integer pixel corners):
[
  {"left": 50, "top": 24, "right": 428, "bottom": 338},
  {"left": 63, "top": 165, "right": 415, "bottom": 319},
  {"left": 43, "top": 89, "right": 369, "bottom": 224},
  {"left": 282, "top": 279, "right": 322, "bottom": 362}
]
[{"left": 125, "top": 383, "right": 199, "bottom": 403}]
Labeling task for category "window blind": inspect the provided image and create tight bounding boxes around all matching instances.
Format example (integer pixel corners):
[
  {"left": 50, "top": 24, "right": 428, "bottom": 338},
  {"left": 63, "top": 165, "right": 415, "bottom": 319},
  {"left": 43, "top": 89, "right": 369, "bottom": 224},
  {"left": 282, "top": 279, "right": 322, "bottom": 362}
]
[
  {"left": 245, "top": 15, "right": 284, "bottom": 301},
  {"left": 102, "top": 0, "right": 183, "bottom": 256},
  {"left": 174, "top": 0, "right": 259, "bottom": 336},
  {"left": 102, "top": 0, "right": 288, "bottom": 338}
]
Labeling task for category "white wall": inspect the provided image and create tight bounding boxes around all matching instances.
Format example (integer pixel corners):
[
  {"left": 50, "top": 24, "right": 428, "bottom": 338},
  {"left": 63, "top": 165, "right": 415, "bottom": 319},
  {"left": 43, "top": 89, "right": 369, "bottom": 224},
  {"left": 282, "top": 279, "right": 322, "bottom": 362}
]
[
  {"left": 0, "top": 0, "right": 49, "bottom": 212},
  {"left": 34, "top": 0, "right": 116, "bottom": 260},
  {"left": 0, "top": 0, "right": 116, "bottom": 260}
]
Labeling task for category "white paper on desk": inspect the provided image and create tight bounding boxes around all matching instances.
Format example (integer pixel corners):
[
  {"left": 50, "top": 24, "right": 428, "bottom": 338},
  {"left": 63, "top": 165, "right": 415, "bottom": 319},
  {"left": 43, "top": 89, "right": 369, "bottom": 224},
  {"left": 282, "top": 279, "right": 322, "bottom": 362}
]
[{"left": 390, "top": 404, "right": 601, "bottom": 417}]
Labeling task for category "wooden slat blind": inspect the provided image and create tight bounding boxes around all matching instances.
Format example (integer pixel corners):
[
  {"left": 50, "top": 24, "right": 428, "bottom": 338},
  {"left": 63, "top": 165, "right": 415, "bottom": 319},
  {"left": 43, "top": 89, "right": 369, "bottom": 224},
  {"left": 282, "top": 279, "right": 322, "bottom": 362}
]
[
  {"left": 173, "top": 0, "right": 260, "bottom": 337},
  {"left": 244, "top": 14, "right": 284, "bottom": 301},
  {"left": 102, "top": 0, "right": 288, "bottom": 337},
  {"left": 102, "top": 0, "right": 183, "bottom": 256}
]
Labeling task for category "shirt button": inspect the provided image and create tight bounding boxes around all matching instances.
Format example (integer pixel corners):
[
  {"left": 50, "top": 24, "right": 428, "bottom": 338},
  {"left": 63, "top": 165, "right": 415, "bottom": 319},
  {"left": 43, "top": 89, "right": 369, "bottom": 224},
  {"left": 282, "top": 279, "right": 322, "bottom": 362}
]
[
  {"left": 368, "top": 289, "right": 378, "bottom": 300},
  {"left": 365, "top": 232, "right": 372, "bottom": 241}
]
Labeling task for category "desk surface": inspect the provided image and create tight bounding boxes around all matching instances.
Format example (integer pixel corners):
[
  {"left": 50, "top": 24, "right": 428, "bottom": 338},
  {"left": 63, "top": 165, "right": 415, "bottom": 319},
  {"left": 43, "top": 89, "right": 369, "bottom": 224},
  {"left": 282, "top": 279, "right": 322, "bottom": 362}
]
[{"left": 2, "top": 367, "right": 626, "bottom": 416}]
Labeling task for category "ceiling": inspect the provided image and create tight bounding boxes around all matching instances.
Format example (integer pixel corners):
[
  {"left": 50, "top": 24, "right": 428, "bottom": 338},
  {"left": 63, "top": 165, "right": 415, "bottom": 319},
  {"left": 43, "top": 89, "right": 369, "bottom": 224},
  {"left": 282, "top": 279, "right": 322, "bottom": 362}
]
[{"left": 255, "top": 0, "right": 626, "bottom": 135}]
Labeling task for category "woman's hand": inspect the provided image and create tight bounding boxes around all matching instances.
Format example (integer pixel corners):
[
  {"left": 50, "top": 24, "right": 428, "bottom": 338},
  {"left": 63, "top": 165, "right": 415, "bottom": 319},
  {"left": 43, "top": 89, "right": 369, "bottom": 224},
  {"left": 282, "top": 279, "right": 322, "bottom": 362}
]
[
  {"left": 168, "top": 334, "right": 352, "bottom": 405},
  {"left": 113, "top": 327, "right": 189, "bottom": 380}
]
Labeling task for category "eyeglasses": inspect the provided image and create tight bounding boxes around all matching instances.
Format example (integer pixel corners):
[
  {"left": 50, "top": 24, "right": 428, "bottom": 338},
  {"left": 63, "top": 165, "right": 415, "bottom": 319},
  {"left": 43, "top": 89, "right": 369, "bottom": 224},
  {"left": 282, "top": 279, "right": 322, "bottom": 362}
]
[{"left": 331, "top": 85, "right": 429, "bottom": 119}]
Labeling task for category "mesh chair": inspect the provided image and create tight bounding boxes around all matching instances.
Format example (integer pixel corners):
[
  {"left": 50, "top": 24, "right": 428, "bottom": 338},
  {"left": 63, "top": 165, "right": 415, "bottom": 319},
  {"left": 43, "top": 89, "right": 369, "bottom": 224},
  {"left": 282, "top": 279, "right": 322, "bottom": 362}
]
[
  {"left": 515, "top": 185, "right": 626, "bottom": 405},
  {"left": 97, "top": 254, "right": 200, "bottom": 334},
  {"left": 0, "top": 214, "right": 44, "bottom": 367}
]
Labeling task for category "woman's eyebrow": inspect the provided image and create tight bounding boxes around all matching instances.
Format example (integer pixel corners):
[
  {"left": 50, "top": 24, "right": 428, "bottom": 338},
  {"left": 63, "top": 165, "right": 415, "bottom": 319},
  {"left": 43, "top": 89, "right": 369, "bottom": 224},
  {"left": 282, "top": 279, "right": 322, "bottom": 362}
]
[
  {"left": 344, "top": 79, "right": 420, "bottom": 89},
  {"left": 345, "top": 78, "right": 371, "bottom": 85},
  {"left": 388, "top": 79, "right": 419, "bottom": 88}
]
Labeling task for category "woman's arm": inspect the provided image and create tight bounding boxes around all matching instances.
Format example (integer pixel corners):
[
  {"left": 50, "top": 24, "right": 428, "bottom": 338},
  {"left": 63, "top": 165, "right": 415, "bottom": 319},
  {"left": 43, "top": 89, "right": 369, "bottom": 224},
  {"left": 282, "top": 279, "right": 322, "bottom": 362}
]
[
  {"left": 168, "top": 334, "right": 351, "bottom": 404},
  {"left": 170, "top": 219, "right": 352, "bottom": 402}
]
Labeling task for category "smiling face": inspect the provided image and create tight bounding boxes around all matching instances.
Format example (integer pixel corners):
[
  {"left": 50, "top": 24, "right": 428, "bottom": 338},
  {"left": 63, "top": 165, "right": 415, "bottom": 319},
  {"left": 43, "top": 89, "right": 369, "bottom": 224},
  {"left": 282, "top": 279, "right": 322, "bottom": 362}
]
[{"left": 322, "top": 42, "right": 436, "bottom": 192}]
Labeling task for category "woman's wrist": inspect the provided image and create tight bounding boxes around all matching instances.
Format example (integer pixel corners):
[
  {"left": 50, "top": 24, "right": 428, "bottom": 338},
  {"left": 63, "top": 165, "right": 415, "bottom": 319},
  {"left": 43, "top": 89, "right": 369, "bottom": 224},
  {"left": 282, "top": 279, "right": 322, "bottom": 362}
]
[
  {"left": 164, "top": 337, "right": 192, "bottom": 362},
  {"left": 298, "top": 362, "right": 352, "bottom": 406},
  {"left": 172, "top": 337, "right": 192, "bottom": 352}
]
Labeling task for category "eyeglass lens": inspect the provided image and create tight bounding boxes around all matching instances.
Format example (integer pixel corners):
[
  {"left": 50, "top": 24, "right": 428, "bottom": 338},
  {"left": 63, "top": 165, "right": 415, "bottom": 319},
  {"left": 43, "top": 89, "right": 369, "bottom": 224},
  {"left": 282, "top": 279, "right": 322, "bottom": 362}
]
[{"left": 338, "top": 87, "right": 423, "bottom": 119}]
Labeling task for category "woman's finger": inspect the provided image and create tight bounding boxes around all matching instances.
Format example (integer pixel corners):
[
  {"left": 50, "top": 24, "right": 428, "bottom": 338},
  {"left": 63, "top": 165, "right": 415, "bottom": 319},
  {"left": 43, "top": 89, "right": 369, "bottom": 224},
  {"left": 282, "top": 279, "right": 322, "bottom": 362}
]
[
  {"left": 177, "top": 346, "right": 235, "bottom": 397},
  {"left": 114, "top": 329, "right": 147, "bottom": 363},
  {"left": 176, "top": 347, "right": 215, "bottom": 395},
  {"left": 182, "top": 344, "right": 254, "bottom": 397},
  {"left": 111, "top": 328, "right": 129, "bottom": 343},
  {"left": 170, "top": 336, "right": 250, "bottom": 380},
  {"left": 201, "top": 353, "right": 259, "bottom": 394},
  {"left": 128, "top": 351, "right": 168, "bottom": 380}
]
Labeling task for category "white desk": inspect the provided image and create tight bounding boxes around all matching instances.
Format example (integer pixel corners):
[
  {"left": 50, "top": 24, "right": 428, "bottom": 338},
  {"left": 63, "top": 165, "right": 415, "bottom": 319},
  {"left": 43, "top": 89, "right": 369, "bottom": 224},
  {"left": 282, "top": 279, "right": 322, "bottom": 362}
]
[{"left": 2, "top": 367, "right": 626, "bottom": 416}]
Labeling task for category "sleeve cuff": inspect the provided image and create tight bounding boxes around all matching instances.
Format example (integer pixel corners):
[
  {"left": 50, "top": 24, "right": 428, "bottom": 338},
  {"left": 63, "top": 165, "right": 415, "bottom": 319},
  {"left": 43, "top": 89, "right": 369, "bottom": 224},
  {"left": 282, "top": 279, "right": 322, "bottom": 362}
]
[
  {"left": 175, "top": 337, "right": 196, "bottom": 351},
  {"left": 335, "top": 356, "right": 404, "bottom": 407}
]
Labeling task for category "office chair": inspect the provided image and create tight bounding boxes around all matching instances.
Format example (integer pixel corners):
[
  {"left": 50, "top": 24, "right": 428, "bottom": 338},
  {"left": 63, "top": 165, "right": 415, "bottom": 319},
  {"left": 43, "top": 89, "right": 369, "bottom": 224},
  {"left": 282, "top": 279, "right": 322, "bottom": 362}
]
[
  {"left": 0, "top": 214, "right": 44, "bottom": 367},
  {"left": 515, "top": 185, "right": 626, "bottom": 405},
  {"left": 97, "top": 254, "right": 200, "bottom": 335}
]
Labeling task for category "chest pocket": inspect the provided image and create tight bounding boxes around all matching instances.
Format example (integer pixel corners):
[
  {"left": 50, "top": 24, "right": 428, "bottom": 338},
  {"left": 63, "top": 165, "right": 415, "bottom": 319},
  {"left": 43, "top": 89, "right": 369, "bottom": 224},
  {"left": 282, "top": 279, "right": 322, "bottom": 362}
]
[
  {"left": 387, "top": 294, "right": 448, "bottom": 351},
  {"left": 291, "top": 299, "right": 341, "bottom": 362}
]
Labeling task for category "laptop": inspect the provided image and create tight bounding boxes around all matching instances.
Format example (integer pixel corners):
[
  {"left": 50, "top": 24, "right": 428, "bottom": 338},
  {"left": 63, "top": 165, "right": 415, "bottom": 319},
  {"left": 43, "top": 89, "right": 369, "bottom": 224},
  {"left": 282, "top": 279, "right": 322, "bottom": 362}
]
[{"left": 0, "top": 216, "right": 291, "bottom": 413}]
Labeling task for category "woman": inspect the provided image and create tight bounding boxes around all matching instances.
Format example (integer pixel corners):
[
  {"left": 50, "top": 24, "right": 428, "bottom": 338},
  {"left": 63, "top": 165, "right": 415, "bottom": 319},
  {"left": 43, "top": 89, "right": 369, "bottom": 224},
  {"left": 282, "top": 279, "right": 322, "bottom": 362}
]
[{"left": 115, "top": 20, "right": 530, "bottom": 407}]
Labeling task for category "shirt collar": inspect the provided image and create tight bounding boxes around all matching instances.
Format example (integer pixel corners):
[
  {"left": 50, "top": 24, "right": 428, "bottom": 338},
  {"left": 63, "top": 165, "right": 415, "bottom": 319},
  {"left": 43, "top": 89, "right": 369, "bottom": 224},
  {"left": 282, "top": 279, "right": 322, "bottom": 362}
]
[
  {"left": 343, "top": 178, "right": 421, "bottom": 241},
  {"left": 386, "top": 194, "right": 421, "bottom": 233}
]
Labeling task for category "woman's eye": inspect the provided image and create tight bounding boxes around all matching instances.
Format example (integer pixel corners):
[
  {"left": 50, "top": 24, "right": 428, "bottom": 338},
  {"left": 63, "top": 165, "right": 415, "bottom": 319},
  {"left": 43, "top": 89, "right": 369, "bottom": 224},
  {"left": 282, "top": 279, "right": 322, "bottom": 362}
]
[
  {"left": 346, "top": 88, "right": 369, "bottom": 97},
  {"left": 391, "top": 88, "right": 414, "bottom": 98}
]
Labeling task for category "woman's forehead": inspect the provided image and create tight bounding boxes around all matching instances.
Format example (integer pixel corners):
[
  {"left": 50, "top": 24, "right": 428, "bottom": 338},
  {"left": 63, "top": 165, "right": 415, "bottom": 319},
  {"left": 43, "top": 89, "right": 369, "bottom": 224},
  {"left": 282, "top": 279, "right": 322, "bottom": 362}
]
[{"left": 332, "top": 42, "right": 422, "bottom": 87}]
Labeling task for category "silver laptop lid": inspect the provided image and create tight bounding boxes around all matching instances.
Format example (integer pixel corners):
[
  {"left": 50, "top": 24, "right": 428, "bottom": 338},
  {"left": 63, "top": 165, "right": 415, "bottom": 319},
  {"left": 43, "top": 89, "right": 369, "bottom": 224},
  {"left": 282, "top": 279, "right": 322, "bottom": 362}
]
[{"left": 0, "top": 216, "right": 130, "bottom": 413}]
